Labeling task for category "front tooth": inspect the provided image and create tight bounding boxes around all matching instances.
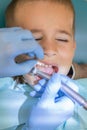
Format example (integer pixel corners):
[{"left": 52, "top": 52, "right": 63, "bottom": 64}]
[
  {"left": 37, "top": 61, "right": 45, "bottom": 66},
  {"left": 41, "top": 63, "right": 45, "bottom": 67},
  {"left": 45, "top": 65, "right": 49, "bottom": 68},
  {"left": 48, "top": 65, "right": 52, "bottom": 68},
  {"left": 37, "top": 61, "right": 43, "bottom": 66}
]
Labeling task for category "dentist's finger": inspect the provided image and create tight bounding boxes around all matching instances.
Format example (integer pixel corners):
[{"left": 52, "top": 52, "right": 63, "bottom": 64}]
[{"left": 41, "top": 73, "right": 61, "bottom": 101}]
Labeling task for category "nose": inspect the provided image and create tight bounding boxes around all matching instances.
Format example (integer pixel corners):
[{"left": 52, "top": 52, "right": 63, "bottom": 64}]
[
  {"left": 42, "top": 41, "right": 57, "bottom": 57},
  {"left": 44, "top": 50, "right": 57, "bottom": 57}
]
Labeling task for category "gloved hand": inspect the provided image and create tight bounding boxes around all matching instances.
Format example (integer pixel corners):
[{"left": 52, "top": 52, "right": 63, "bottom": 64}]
[
  {"left": 0, "top": 27, "right": 44, "bottom": 77},
  {"left": 23, "top": 73, "right": 78, "bottom": 130},
  {"left": 29, "top": 74, "right": 78, "bottom": 99}
]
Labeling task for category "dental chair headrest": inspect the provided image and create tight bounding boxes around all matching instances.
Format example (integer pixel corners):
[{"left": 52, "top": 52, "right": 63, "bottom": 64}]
[{"left": 72, "top": 0, "right": 87, "bottom": 63}]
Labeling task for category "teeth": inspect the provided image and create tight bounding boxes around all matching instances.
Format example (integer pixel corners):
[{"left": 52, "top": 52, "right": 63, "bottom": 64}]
[
  {"left": 37, "top": 61, "right": 52, "bottom": 68},
  {"left": 37, "top": 61, "right": 43, "bottom": 66},
  {"left": 45, "top": 65, "right": 49, "bottom": 68},
  {"left": 49, "top": 65, "right": 52, "bottom": 68}
]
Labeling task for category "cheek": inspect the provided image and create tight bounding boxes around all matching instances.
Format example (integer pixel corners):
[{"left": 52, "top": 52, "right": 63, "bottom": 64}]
[{"left": 57, "top": 44, "right": 75, "bottom": 63}]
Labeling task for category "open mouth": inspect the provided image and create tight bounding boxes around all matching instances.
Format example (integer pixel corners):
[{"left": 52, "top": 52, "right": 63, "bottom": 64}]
[
  {"left": 15, "top": 54, "right": 58, "bottom": 75},
  {"left": 23, "top": 61, "right": 59, "bottom": 86},
  {"left": 33, "top": 61, "right": 58, "bottom": 80}
]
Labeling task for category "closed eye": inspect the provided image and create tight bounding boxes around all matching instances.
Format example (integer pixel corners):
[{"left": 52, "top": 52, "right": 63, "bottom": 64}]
[
  {"left": 56, "top": 39, "right": 68, "bottom": 42},
  {"left": 35, "top": 37, "right": 43, "bottom": 41}
]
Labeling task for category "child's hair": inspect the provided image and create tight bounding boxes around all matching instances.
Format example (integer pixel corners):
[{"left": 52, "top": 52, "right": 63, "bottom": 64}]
[{"left": 5, "top": 0, "right": 75, "bottom": 85}]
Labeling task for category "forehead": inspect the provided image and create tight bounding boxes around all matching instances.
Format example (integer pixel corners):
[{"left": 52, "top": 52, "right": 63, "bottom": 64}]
[{"left": 15, "top": 1, "right": 73, "bottom": 32}]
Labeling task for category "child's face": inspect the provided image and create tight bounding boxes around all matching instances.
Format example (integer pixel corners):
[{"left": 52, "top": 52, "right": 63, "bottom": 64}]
[{"left": 14, "top": 1, "right": 76, "bottom": 85}]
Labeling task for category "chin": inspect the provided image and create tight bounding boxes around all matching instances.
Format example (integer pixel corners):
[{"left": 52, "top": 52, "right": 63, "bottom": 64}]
[
  {"left": 58, "top": 70, "right": 68, "bottom": 76},
  {"left": 58, "top": 66, "right": 71, "bottom": 76}
]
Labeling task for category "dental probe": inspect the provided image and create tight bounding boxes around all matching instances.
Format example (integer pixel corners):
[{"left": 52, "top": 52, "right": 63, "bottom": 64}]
[{"left": 31, "top": 68, "right": 87, "bottom": 110}]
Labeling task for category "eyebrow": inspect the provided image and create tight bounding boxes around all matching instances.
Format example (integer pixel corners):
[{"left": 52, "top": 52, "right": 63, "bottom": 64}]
[
  {"left": 31, "top": 29, "right": 72, "bottom": 37},
  {"left": 31, "top": 29, "right": 42, "bottom": 33},
  {"left": 56, "top": 30, "right": 72, "bottom": 37}
]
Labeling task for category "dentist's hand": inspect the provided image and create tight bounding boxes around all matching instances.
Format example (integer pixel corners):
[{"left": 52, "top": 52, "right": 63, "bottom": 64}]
[
  {"left": 0, "top": 27, "right": 44, "bottom": 77},
  {"left": 23, "top": 74, "right": 78, "bottom": 130}
]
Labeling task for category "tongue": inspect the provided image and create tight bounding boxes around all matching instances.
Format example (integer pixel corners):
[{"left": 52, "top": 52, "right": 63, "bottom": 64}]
[{"left": 36, "top": 66, "right": 54, "bottom": 75}]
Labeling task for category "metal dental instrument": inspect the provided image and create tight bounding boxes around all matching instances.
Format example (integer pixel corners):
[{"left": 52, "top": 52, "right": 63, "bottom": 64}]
[{"left": 31, "top": 67, "right": 87, "bottom": 110}]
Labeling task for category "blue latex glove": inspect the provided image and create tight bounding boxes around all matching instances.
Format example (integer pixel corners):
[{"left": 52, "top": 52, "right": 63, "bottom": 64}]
[
  {"left": 23, "top": 74, "right": 78, "bottom": 130},
  {"left": 29, "top": 75, "right": 78, "bottom": 99},
  {"left": 0, "top": 27, "right": 44, "bottom": 77}
]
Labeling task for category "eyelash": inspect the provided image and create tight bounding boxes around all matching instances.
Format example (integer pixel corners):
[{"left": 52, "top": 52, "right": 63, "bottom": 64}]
[
  {"left": 35, "top": 38, "right": 69, "bottom": 42},
  {"left": 35, "top": 38, "right": 43, "bottom": 41},
  {"left": 56, "top": 39, "right": 68, "bottom": 42}
]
